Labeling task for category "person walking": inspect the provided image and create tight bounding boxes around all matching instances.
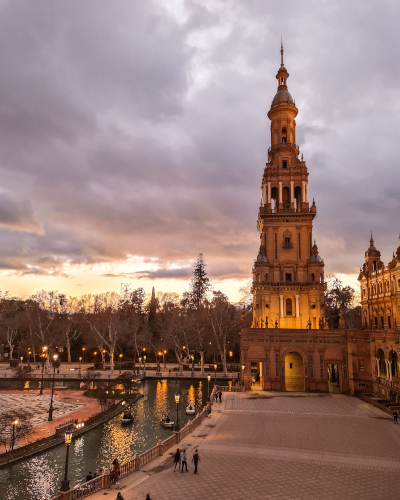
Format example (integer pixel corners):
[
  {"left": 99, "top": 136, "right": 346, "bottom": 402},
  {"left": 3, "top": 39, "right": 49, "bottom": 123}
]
[
  {"left": 116, "top": 493, "right": 124, "bottom": 500},
  {"left": 218, "top": 390, "right": 222, "bottom": 403},
  {"left": 145, "top": 494, "right": 152, "bottom": 500},
  {"left": 192, "top": 449, "right": 200, "bottom": 474},
  {"left": 214, "top": 392, "right": 218, "bottom": 403},
  {"left": 86, "top": 471, "right": 93, "bottom": 482},
  {"left": 393, "top": 409, "right": 398, "bottom": 424},
  {"left": 173, "top": 448, "right": 180, "bottom": 471},
  {"left": 113, "top": 458, "right": 121, "bottom": 488},
  {"left": 181, "top": 449, "right": 188, "bottom": 472}
]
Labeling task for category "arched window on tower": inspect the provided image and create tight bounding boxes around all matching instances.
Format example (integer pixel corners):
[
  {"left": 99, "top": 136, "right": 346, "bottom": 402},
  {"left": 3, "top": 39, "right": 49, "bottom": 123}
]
[
  {"left": 294, "top": 186, "right": 302, "bottom": 213},
  {"left": 271, "top": 187, "right": 279, "bottom": 213},
  {"left": 282, "top": 187, "right": 290, "bottom": 209},
  {"left": 256, "top": 273, "right": 260, "bottom": 282},
  {"left": 311, "top": 273, "right": 315, "bottom": 282},
  {"left": 286, "top": 298, "right": 293, "bottom": 316},
  {"left": 281, "top": 127, "right": 287, "bottom": 143},
  {"left": 373, "top": 260, "right": 377, "bottom": 271}
]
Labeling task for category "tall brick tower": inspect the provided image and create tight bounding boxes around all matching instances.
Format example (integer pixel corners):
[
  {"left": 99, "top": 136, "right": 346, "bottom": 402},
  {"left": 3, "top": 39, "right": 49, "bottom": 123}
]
[{"left": 252, "top": 43, "right": 326, "bottom": 330}]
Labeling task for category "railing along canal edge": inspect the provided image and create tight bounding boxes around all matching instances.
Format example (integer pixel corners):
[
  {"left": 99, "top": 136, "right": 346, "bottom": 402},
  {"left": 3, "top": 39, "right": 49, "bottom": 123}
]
[{"left": 50, "top": 384, "right": 244, "bottom": 500}]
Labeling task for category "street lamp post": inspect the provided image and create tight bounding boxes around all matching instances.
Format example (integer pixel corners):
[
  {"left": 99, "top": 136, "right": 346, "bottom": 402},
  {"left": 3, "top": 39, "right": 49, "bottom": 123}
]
[
  {"left": 48, "top": 354, "right": 58, "bottom": 421},
  {"left": 105, "top": 390, "right": 108, "bottom": 409},
  {"left": 241, "top": 364, "right": 245, "bottom": 386},
  {"left": 214, "top": 363, "right": 217, "bottom": 382},
  {"left": 79, "top": 357, "right": 82, "bottom": 376},
  {"left": 11, "top": 420, "right": 18, "bottom": 452},
  {"left": 229, "top": 351, "right": 233, "bottom": 380},
  {"left": 174, "top": 392, "right": 180, "bottom": 431},
  {"left": 138, "top": 357, "right": 142, "bottom": 375},
  {"left": 20, "top": 356, "right": 23, "bottom": 366},
  {"left": 163, "top": 350, "right": 167, "bottom": 370},
  {"left": 39, "top": 348, "right": 47, "bottom": 396},
  {"left": 60, "top": 431, "right": 72, "bottom": 491},
  {"left": 191, "top": 355, "right": 194, "bottom": 377},
  {"left": 82, "top": 347, "right": 86, "bottom": 363},
  {"left": 119, "top": 354, "right": 123, "bottom": 374},
  {"left": 143, "top": 355, "right": 146, "bottom": 375},
  {"left": 207, "top": 375, "right": 211, "bottom": 402}
]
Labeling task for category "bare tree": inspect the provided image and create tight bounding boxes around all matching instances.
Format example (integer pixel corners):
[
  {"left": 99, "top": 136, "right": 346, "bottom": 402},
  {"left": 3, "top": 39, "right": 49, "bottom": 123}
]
[
  {"left": 0, "top": 410, "right": 34, "bottom": 452},
  {"left": 86, "top": 292, "right": 126, "bottom": 374},
  {"left": 209, "top": 291, "right": 240, "bottom": 374}
]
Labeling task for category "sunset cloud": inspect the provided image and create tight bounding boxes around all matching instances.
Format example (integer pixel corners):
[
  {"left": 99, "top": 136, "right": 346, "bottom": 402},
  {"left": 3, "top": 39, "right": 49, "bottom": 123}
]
[{"left": 0, "top": 0, "right": 399, "bottom": 301}]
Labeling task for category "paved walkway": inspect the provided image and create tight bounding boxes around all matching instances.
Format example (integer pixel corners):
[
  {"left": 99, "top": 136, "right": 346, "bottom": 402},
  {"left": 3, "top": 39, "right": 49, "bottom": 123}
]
[{"left": 88, "top": 392, "right": 400, "bottom": 500}]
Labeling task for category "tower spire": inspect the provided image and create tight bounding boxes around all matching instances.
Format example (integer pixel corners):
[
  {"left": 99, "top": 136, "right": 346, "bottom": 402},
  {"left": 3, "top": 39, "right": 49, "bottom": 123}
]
[
  {"left": 280, "top": 38, "right": 284, "bottom": 67},
  {"left": 370, "top": 230, "right": 374, "bottom": 246}
]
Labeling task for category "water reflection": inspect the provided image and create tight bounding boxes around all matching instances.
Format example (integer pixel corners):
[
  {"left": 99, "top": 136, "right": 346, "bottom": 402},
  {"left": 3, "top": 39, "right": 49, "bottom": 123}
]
[{"left": 0, "top": 378, "right": 224, "bottom": 500}]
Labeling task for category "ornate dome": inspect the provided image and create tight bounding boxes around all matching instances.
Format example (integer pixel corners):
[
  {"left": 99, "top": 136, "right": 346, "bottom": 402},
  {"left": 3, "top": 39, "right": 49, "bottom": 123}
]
[{"left": 271, "top": 89, "right": 294, "bottom": 107}]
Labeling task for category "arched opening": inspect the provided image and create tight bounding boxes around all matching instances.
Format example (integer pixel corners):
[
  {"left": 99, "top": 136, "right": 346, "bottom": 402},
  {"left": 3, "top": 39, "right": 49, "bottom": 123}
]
[
  {"left": 389, "top": 350, "right": 398, "bottom": 378},
  {"left": 311, "top": 273, "right": 315, "bottom": 282},
  {"left": 281, "top": 127, "right": 287, "bottom": 143},
  {"left": 271, "top": 187, "right": 278, "bottom": 213},
  {"left": 286, "top": 298, "right": 293, "bottom": 316},
  {"left": 250, "top": 361, "right": 263, "bottom": 390},
  {"left": 284, "top": 352, "right": 304, "bottom": 391},
  {"left": 294, "top": 186, "right": 302, "bottom": 212},
  {"left": 373, "top": 260, "right": 377, "bottom": 271},
  {"left": 282, "top": 187, "right": 290, "bottom": 209},
  {"left": 377, "top": 348, "right": 386, "bottom": 377},
  {"left": 327, "top": 364, "right": 340, "bottom": 393}
]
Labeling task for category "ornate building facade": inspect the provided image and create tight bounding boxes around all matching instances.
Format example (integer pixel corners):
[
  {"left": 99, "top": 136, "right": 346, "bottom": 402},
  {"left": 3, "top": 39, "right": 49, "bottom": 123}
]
[
  {"left": 240, "top": 46, "right": 400, "bottom": 400},
  {"left": 358, "top": 234, "right": 400, "bottom": 330}
]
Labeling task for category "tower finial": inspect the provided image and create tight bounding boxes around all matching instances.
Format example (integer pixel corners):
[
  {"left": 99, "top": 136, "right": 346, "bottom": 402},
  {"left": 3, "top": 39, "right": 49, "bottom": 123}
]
[
  {"left": 280, "top": 37, "right": 284, "bottom": 66},
  {"left": 370, "top": 230, "right": 374, "bottom": 246}
]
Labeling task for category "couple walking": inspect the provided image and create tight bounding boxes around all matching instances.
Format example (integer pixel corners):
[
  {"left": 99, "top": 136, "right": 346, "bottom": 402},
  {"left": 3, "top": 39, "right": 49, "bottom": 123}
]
[
  {"left": 214, "top": 390, "right": 222, "bottom": 403},
  {"left": 173, "top": 448, "right": 200, "bottom": 474}
]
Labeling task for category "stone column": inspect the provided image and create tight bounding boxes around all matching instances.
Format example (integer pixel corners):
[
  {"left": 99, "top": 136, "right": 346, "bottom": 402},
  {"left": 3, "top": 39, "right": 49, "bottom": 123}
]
[
  {"left": 302, "top": 181, "right": 306, "bottom": 203},
  {"left": 389, "top": 360, "right": 393, "bottom": 381},
  {"left": 278, "top": 181, "right": 283, "bottom": 208},
  {"left": 262, "top": 184, "right": 266, "bottom": 205},
  {"left": 267, "top": 182, "right": 271, "bottom": 205},
  {"left": 295, "top": 295, "right": 300, "bottom": 318},
  {"left": 305, "top": 182, "right": 309, "bottom": 203},
  {"left": 376, "top": 358, "right": 380, "bottom": 377},
  {"left": 290, "top": 181, "right": 294, "bottom": 202},
  {"left": 279, "top": 295, "right": 284, "bottom": 318}
]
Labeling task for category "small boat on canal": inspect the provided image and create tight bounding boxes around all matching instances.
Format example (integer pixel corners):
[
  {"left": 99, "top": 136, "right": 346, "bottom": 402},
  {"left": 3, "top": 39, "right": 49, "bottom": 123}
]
[
  {"left": 121, "top": 413, "right": 134, "bottom": 424},
  {"left": 186, "top": 405, "right": 195, "bottom": 415},
  {"left": 160, "top": 416, "right": 174, "bottom": 428}
]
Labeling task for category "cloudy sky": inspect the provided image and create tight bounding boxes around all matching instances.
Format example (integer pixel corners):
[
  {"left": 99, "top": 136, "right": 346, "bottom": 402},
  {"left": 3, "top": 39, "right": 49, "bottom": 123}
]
[{"left": 0, "top": 0, "right": 399, "bottom": 301}]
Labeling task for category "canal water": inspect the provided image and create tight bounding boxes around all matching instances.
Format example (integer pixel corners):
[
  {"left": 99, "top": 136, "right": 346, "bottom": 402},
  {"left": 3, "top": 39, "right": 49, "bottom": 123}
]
[{"left": 0, "top": 378, "right": 220, "bottom": 500}]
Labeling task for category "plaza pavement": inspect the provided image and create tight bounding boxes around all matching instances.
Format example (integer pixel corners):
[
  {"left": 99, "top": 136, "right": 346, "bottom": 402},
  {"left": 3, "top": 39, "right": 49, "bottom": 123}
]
[{"left": 88, "top": 391, "right": 400, "bottom": 500}]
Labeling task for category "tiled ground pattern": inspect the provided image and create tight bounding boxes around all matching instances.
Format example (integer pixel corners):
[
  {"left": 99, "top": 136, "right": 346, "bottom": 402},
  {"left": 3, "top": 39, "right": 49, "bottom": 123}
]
[{"left": 0, "top": 394, "right": 81, "bottom": 428}]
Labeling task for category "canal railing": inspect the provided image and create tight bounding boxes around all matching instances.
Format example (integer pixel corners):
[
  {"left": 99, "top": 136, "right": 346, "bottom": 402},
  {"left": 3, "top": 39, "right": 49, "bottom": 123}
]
[{"left": 51, "top": 386, "right": 222, "bottom": 500}]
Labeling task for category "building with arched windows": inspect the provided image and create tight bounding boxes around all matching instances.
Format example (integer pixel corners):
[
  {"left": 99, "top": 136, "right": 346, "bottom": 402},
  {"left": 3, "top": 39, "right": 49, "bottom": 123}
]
[{"left": 240, "top": 45, "right": 400, "bottom": 400}]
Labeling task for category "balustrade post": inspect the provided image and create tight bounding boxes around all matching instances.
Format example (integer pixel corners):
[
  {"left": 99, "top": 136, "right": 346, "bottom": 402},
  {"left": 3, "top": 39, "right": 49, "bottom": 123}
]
[
  {"left": 158, "top": 439, "right": 163, "bottom": 456},
  {"left": 188, "top": 420, "right": 192, "bottom": 433},
  {"left": 174, "top": 430, "right": 180, "bottom": 444},
  {"left": 133, "top": 453, "right": 140, "bottom": 471},
  {"left": 102, "top": 472, "right": 110, "bottom": 489}
]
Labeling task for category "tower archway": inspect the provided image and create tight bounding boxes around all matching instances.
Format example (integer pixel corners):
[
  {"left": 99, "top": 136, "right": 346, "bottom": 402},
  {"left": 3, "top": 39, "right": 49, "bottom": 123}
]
[
  {"left": 377, "top": 348, "right": 386, "bottom": 377},
  {"left": 284, "top": 352, "right": 304, "bottom": 391}
]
